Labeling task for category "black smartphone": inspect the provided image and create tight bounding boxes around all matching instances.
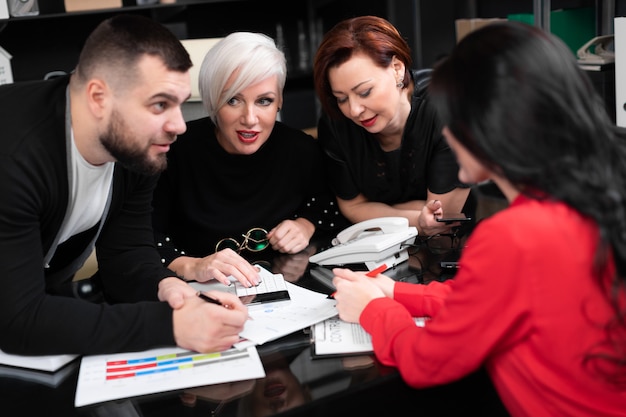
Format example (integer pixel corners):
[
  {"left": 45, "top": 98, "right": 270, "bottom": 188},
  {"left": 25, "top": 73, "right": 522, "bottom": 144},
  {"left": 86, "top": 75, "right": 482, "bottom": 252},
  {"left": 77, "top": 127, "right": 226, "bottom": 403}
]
[
  {"left": 440, "top": 248, "right": 461, "bottom": 270},
  {"left": 440, "top": 261, "right": 459, "bottom": 270},
  {"left": 240, "top": 290, "right": 291, "bottom": 306},
  {"left": 435, "top": 213, "right": 472, "bottom": 224}
]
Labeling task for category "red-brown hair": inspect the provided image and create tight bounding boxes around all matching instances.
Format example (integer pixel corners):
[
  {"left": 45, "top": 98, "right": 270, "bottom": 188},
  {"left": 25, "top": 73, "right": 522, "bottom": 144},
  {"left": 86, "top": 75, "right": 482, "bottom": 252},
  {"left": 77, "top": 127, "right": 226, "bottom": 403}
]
[{"left": 313, "top": 15, "right": 412, "bottom": 119}]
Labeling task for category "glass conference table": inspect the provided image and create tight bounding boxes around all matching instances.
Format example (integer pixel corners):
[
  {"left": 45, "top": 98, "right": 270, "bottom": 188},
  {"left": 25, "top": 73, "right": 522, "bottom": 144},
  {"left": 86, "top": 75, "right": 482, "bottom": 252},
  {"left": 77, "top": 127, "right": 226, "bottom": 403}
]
[{"left": 0, "top": 235, "right": 510, "bottom": 417}]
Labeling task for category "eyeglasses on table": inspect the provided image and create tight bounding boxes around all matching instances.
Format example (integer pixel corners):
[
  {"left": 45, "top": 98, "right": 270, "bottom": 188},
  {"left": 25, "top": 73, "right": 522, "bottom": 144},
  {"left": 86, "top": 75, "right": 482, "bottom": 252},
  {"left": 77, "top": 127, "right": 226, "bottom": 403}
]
[{"left": 215, "top": 227, "right": 269, "bottom": 254}]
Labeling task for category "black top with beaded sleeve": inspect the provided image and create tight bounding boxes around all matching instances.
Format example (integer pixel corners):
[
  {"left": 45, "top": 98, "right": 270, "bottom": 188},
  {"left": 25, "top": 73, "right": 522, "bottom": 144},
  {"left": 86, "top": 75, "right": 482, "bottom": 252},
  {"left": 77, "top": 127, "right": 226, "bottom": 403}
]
[
  {"left": 317, "top": 69, "right": 467, "bottom": 205},
  {"left": 151, "top": 117, "right": 347, "bottom": 265}
]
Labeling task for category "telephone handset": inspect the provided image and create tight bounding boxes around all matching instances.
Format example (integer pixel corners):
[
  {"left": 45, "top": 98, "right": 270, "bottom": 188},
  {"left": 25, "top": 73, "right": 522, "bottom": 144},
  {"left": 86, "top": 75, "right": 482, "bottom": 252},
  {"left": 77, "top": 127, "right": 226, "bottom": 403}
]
[
  {"left": 331, "top": 217, "right": 412, "bottom": 245},
  {"left": 309, "top": 217, "right": 418, "bottom": 270},
  {"left": 577, "top": 35, "right": 614, "bottom": 65}
]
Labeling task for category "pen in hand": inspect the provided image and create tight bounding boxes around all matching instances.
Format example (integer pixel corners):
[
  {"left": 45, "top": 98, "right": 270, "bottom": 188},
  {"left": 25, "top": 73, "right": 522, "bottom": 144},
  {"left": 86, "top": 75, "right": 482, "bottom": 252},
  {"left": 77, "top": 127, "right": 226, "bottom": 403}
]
[
  {"left": 197, "top": 291, "right": 229, "bottom": 307},
  {"left": 329, "top": 263, "right": 388, "bottom": 299},
  {"left": 196, "top": 291, "right": 253, "bottom": 320},
  {"left": 363, "top": 263, "right": 389, "bottom": 278}
]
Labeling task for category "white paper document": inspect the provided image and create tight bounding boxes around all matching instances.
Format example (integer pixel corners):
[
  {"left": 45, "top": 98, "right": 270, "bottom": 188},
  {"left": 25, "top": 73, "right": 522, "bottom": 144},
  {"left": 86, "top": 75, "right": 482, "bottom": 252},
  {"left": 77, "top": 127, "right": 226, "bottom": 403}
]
[
  {"left": 312, "top": 316, "right": 426, "bottom": 357},
  {"left": 74, "top": 345, "right": 265, "bottom": 407},
  {"left": 0, "top": 361, "right": 79, "bottom": 387},
  {"left": 616, "top": 17, "right": 626, "bottom": 127},
  {"left": 191, "top": 270, "right": 338, "bottom": 347},
  {"left": 0, "top": 349, "right": 79, "bottom": 372},
  {"left": 0, "top": 1, "right": 8, "bottom": 19},
  {"left": 238, "top": 282, "right": 337, "bottom": 346}
]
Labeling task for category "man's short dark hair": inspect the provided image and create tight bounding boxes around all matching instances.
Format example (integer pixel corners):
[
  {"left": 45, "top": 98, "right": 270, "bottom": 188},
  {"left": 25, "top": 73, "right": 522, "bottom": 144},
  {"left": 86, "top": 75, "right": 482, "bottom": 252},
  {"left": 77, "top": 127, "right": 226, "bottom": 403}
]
[{"left": 75, "top": 14, "right": 192, "bottom": 84}]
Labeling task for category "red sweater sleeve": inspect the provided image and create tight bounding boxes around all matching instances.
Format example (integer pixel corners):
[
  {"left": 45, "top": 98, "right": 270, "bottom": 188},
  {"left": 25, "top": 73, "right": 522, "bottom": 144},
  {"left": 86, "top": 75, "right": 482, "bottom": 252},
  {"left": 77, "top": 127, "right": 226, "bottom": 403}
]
[
  {"left": 360, "top": 198, "right": 626, "bottom": 416},
  {"left": 360, "top": 213, "right": 533, "bottom": 388},
  {"left": 393, "top": 280, "right": 453, "bottom": 318}
]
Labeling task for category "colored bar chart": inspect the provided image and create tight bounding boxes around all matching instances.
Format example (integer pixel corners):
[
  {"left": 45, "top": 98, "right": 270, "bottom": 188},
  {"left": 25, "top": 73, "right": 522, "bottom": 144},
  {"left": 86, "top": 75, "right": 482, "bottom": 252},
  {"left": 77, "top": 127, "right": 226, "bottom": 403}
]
[{"left": 75, "top": 346, "right": 265, "bottom": 407}]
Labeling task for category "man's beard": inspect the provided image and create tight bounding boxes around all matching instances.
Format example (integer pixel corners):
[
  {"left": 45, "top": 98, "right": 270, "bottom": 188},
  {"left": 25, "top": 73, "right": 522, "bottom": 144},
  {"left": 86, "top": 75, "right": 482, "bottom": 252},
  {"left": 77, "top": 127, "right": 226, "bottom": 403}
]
[{"left": 100, "top": 110, "right": 169, "bottom": 176}]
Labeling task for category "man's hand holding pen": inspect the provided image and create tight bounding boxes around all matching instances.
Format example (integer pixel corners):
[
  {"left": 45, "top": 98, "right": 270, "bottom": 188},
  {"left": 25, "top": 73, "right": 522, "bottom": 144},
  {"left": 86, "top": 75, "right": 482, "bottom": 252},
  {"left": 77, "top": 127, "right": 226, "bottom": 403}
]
[
  {"left": 197, "top": 291, "right": 254, "bottom": 321},
  {"left": 172, "top": 289, "right": 250, "bottom": 353}
]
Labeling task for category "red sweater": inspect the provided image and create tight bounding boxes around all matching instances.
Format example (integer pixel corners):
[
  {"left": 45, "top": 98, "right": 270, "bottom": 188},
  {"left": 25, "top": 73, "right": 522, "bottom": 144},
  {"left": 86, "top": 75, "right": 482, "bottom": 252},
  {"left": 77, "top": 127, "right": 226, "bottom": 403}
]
[{"left": 360, "top": 195, "right": 626, "bottom": 416}]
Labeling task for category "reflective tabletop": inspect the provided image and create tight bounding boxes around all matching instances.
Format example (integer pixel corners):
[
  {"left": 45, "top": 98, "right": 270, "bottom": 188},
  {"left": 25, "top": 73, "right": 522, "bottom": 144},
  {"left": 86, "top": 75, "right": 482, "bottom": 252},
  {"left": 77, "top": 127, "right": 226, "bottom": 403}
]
[{"left": 1, "top": 235, "right": 509, "bottom": 417}]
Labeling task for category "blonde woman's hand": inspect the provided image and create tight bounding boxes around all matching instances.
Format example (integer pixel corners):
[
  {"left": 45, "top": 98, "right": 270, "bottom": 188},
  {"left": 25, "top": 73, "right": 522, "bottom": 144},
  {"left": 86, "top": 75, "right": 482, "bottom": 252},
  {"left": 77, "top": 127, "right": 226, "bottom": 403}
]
[{"left": 267, "top": 218, "right": 314, "bottom": 254}]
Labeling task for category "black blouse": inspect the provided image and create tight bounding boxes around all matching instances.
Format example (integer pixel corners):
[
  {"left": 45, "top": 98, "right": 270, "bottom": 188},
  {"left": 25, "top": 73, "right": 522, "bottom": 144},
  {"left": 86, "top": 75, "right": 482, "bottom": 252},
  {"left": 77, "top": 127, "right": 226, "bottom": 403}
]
[
  {"left": 317, "top": 69, "right": 465, "bottom": 205},
  {"left": 152, "top": 118, "right": 346, "bottom": 265}
]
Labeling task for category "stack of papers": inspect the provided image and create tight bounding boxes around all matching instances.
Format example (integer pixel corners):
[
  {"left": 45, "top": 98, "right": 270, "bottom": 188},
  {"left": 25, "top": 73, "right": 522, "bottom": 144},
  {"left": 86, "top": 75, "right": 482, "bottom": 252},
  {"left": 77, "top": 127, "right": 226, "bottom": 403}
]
[
  {"left": 0, "top": 349, "right": 78, "bottom": 372},
  {"left": 312, "top": 316, "right": 426, "bottom": 357},
  {"left": 191, "top": 268, "right": 338, "bottom": 347},
  {"left": 75, "top": 270, "right": 337, "bottom": 406},
  {"left": 0, "top": 349, "right": 80, "bottom": 388}
]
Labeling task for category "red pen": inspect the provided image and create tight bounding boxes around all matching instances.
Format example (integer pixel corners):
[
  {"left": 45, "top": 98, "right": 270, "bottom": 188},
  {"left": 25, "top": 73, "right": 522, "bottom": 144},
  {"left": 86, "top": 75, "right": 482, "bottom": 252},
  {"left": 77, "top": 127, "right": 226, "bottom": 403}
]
[
  {"left": 364, "top": 263, "right": 389, "bottom": 278},
  {"left": 329, "top": 263, "right": 388, "bottom": 299}
]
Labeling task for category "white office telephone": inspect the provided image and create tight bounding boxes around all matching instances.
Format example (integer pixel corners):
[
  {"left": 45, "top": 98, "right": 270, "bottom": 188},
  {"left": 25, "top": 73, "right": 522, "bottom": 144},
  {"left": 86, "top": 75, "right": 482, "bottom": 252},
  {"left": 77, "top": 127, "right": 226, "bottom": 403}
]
[
  {"left": 577, "top": 35, "right": 614, "bottom": 65},
  {"left": 309, "top": 217, "right": 418, "bottom": 271}
]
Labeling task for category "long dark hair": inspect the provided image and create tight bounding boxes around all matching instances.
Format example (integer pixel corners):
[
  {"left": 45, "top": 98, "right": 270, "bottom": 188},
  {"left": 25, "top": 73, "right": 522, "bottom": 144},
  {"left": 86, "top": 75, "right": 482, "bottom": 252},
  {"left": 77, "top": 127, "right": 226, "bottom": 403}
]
[{"left": 429, "top": 21, "right": 626, "bottom": 385}]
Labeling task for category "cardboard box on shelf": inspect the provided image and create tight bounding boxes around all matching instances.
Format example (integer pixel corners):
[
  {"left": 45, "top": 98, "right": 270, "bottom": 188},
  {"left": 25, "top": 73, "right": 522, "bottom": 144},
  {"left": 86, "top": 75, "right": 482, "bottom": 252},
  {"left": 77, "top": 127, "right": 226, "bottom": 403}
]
[
  {"left": 455, "top": 18, "right": 507, "bottom": 43},
  {"left": 64, "top": 0, "right": 122, "bottom": 12},
  {"left": 180, "top": 38, "right": 224, "bottom": 102}
]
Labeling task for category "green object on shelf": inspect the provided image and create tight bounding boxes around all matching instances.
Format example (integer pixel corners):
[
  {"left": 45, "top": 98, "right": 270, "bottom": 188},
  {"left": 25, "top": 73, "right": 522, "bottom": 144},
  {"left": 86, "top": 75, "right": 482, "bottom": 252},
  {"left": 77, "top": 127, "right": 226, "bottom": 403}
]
[{"left": 508, "top": 7, "right": 595, "bottom": 55}]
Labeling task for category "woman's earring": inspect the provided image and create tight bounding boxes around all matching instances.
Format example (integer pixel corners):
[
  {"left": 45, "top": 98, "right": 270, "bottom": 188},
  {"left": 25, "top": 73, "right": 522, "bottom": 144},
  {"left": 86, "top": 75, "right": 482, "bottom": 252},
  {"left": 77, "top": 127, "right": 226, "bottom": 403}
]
[{"left": 396, "top": 81, "right": 404, "bottom": 88}]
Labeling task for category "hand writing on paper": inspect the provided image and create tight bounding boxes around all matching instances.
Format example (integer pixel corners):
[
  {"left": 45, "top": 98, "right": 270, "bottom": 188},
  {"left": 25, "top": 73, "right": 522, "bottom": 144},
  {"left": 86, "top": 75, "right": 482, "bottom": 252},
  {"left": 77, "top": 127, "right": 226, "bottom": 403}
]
[
  {"left": 173, "top": 291, "right": 248, "bottom": 353},
  {"left": 332, "top": 268, "right": 386, "bottom": 324}
]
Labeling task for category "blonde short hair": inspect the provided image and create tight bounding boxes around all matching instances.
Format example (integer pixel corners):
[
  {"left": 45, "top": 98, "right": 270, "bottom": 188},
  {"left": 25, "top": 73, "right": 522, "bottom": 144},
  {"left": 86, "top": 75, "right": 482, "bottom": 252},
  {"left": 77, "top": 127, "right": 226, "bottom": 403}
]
[{"left": 198, "top": 32, "right": 287, "bottom": 123}]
